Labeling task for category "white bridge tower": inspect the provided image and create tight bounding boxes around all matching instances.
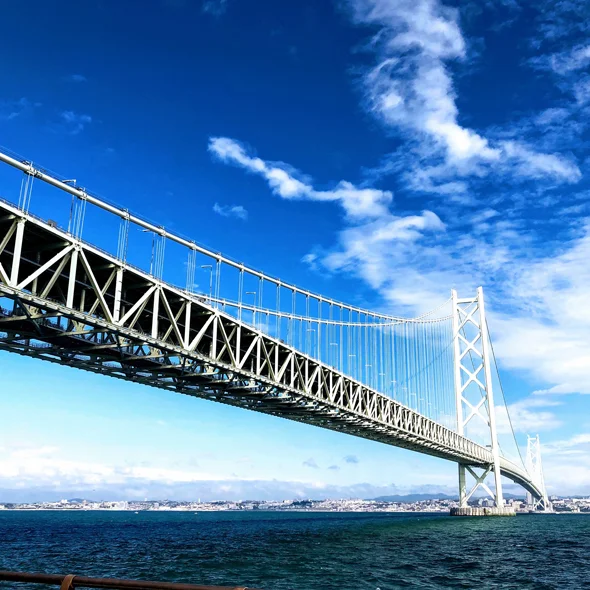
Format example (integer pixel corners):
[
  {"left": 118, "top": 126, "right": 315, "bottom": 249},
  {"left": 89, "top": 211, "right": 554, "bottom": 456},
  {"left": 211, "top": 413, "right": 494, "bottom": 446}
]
[
  {"left": 452, "top": 287, "right": 505, "bottom": 509},
  {"left": 525, "top": 435, "right": 551, "bottom": 511}
]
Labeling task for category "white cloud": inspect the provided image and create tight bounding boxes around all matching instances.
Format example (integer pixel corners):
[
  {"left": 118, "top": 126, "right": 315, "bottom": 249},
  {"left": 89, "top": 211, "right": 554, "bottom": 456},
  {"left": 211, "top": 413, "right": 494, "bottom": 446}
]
[
  {"left": 489, "top": 224, "right": 590, "bottom": 395},
  {"left": 0, "top": 445, "right": 232, "bottom": 487},
  {"left": 496, "top": 397, "right": 563, "bottom": 435},
  {"left": 66, "top": 74, "right": 87, "bottom": 83},
  {"left": 213, "top": 202, "right": 248, "bottom": 220},
  {"left": 349, "top": 0, "right": 498, "bottom": 164},
  {"left": 459, "top": 397, "right": 562, "bottom": 459},
  {"left": 574, "top": 77, "right": 590, "bottom": 105},
  {"left": 202, "top": 0, "right": 227, "bottom": 16},
  {"left": 2, "top": 439, "right": 587, "bottom": 496},
  {"left": 209, "top": 136, "right": 447, "bottom": 315},
  {"left": 211, "top": 141, "right": 517, "bottom": 318},
  {"left": 209, "top": 137, "right": 394, "bottom": 221},
  {"left": 0, "top": 97, "right": 38, "bottom": 121},
  {"left": 10, "top": 446, "right": 60, "bottom": 459},
  {"left": 530, "top": 0, "right": 590, "bottom": 50},
  {"left": 544, "top": 433, "right": 590, "bottom": 454},
  {"left": 539, "top": 433, "right": 590, "bottom": 495},
  {"left": 303, "top": 458, "right": 319, "bottom": 469},
  {"left": 534, "top": 107, "right": 571, "bottom": 127},
  {"left": 0, "top": 445, "right": 472, "bottom": 500},
  {"left": 346, "top": 0, "right": 581, "bottom": 186},
  {"left": 60, "top": 110, "right": 92, "bottom": 135},
  {"left": 526, "top": 5, "right": 590, "bottom": 134},
  {"left": 499, "top": 141, "right": 582, "bottom": 183},
  {"left": 532, "top": 44, "right": 590, "bottom": 75},
  {"left": 321, "top": 212, "right": 445, "bottom": 294}
]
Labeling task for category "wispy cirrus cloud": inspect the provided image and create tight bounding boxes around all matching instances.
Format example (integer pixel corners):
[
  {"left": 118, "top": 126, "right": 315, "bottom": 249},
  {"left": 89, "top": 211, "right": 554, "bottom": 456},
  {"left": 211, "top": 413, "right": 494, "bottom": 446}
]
[
  {"left": 346, "top": 0, "right": 581, "bottom": 189},
  {"left": 349, "top": 0, "right": 496, "bottom": 165},
  {"left": 531, "top": 44, "right": 590, "bottom": 75},
  {"left": 492, "top": 223, "right": 590, "bottom": 396},
  {"left": 0, "top": 445, "right": 461, "bottom": 501},
  {"left": 60, "top": 110, "right": 92, "bottom": 135},
  {"left": 209, "top": 137, "right": 395, "bottom": 221},
  {"left": 202, "top": 0, "right": 227, "bottom": 16},
  {"left": 529, "top": 40, "right": 590, "bottom": 108},
  {"left": 526, "top": 2, "right": 590, "bottom": 119},
  {"left": 496, "top": 398, "right": 563, "bottom": 435},
  {"left": 0, "top": 97, "right": 39, "bottom": 121},
  {"left": 213, "top": 202, "right": 248, "bottom": 220},
  {"left": 65, "top": 74, "right": 87, "bottom": 83},
  {"left": 537, "top": 432, "right": 590, "bottom": 494},
  {"left": 209, "top": 136, "right": 445, "bottom": 313},
  {"left": 3, "top": 442, "right": 588, "bottom": 498},
  {"left": 303, "top": 458, "right": 319, "bottom": 469},
  {"left": 531, "top": 0, "right": 590, "bottom": 48}
]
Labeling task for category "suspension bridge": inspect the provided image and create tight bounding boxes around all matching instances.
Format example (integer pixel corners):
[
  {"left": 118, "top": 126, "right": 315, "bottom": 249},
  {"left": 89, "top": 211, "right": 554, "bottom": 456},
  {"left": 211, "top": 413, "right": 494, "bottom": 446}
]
[{"left": 0, "top": 148, "right": 550, "bottom": 513}]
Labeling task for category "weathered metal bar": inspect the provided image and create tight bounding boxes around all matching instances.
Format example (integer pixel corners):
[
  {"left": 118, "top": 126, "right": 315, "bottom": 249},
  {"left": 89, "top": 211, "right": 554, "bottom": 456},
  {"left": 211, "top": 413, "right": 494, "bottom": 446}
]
[{"left": 0, "top": 570, "right": 259, "bottom": 590}]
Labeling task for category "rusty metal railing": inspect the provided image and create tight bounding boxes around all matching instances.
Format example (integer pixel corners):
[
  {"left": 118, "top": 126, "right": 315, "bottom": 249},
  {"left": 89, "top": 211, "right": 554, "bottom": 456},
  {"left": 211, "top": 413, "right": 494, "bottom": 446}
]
[{"left": 0, "top": 571, "right": 261, "bottom": 590}]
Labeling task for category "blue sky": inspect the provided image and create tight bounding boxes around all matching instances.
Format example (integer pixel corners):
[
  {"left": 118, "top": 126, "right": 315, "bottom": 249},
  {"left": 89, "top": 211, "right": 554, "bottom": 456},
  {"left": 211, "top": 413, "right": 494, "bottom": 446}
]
[{"left": 1, "top": 0, "right": 590, "bottom": 501}]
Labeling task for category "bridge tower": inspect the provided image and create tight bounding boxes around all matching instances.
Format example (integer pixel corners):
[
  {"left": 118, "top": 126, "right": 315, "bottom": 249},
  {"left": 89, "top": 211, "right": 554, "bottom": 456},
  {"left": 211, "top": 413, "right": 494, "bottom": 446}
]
[
  {"left": 452, "top": 287, "right": 505, "bottom": 509},
  {"left": 525, "top": 435, "right": 551, "bottom": 511}
]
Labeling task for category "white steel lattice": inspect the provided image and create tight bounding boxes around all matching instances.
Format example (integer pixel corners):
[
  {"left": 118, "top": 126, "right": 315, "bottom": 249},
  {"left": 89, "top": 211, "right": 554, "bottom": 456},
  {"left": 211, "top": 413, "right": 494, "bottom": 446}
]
[
  {"left": 525, "top": 435, "right": 551, "bottom": 511},
  {"left": 452, "top": 288, "right": 504, "bottom": 508}
]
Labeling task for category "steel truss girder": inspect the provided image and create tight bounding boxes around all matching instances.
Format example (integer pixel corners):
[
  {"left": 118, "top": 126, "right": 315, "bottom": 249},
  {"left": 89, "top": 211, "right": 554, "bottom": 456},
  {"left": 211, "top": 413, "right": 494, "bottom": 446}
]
[{"left": 0, "top": 200, "right": 543, "bottom": 498}]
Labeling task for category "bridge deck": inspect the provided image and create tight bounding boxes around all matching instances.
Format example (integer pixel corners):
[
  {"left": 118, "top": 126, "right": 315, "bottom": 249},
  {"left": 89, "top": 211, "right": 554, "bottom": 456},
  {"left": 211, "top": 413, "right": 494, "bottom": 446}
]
[{"left": 0, "top": 199, "right": 541, "bottom": 498}]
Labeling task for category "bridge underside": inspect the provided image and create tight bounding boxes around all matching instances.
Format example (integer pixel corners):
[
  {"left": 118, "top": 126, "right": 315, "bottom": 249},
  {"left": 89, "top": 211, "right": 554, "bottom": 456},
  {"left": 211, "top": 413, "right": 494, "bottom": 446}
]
[
  {"left": 0, "top": 296, "right": 475, "bottom": 461},
  {"left": 0, "top": 199, "right": 544, "bottom": 501}
]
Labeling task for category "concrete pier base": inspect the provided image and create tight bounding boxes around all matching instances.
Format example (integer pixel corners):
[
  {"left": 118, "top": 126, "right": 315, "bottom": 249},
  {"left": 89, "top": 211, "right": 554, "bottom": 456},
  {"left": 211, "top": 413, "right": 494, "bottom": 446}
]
[{"left": 450, "top": 507, "right": 516, "bottom": 517}]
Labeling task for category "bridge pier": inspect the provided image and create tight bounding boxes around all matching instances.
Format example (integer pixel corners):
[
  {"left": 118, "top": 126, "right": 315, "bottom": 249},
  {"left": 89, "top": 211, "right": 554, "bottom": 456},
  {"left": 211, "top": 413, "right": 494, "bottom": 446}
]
[{"left": 450, "top": 507, "right": 515, "bottom": 517}]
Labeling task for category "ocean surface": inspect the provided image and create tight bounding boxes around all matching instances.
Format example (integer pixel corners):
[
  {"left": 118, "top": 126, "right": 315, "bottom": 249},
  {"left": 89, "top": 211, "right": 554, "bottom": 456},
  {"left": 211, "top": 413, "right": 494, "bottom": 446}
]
[{"left": 0, "top": 511, "right": 588, "bottom": 589}]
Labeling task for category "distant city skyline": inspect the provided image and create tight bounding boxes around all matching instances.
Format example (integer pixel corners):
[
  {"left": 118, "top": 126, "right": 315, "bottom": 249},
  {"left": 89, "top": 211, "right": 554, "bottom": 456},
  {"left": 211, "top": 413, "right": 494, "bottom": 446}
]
[
  {"left": 3, "top": 495, "right": 588, "bottom": 514},
  {"left": 1, "top": 0, "right": 590, "bottom": 499}
]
